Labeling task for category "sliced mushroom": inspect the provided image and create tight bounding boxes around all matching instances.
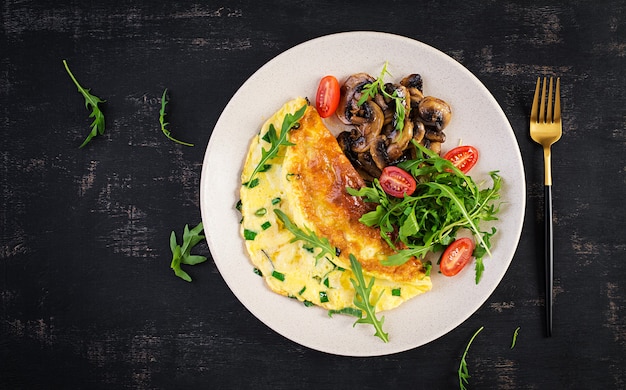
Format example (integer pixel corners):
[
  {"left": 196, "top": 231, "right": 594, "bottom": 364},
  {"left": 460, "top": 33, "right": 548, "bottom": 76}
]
[
  {"left": 401, "top": 73, "right": 425, "bottom": 106},
  {"left": 418, "top": 96, "right": 452, "bottom": 131},
  {"left": 425, "top": 128, "right": 446, "bottom": 143},
  {"left": 336, "top": 73, "right": 375, "bottom": 125},
  {"left": 387, "top": 119, "right": 414, "bottom": 161}
]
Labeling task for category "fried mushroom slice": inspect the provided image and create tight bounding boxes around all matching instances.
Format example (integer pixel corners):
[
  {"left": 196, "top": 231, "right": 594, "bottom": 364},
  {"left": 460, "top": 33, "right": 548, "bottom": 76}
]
[
  {"left": 418, "top": 96, "right": 452, "bottom": 131},
  {"left": 336, "top": 73, "right": 376, "bottom": 125}
]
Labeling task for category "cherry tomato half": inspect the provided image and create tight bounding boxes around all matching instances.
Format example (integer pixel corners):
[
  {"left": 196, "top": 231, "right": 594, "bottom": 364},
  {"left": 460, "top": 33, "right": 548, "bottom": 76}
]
[
  {"left": 315, "top": 75, "right": 340, "bottom": 118},
  {"left": 440, "top": 237, "right": 475, "bottom": 277},
  {"left": 379, "top": 166, "right": 417, "bottom": 198},
  {"left": 443, "top": 145, "right": 479, "bottom": 174}
]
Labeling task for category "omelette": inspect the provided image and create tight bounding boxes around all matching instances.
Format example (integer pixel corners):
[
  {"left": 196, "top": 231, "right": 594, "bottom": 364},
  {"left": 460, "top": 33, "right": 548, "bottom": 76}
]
[{"left": 239, "top": 97, "right": 431, "bottom": 313}]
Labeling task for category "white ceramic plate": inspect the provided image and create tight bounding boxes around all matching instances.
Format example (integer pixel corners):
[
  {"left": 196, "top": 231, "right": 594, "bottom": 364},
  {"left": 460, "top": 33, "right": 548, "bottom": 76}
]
[{"left": 200, "top": 31, "right": 525, "bottom": 356}]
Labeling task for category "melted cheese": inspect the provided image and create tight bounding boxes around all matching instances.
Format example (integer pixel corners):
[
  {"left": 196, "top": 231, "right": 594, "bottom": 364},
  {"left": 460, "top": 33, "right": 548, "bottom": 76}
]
[{"left": 240, "top": 97, "right": 431, "bottom": 312}]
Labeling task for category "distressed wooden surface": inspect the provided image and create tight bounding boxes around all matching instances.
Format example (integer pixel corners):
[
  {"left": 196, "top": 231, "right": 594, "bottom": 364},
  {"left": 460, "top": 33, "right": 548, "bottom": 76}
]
[{"left": 1, "top": 1, "right": 625, "bottom": 389}]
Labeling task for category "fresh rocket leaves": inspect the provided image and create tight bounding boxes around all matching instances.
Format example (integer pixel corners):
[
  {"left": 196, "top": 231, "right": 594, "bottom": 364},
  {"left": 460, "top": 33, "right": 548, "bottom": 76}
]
[
  {"left": 170, "top": 222, "right": 207, "bottom": 282},
  {"left": 357, "top": 61, "right": 407, "bottom": 133},
  {"left": 245, "top": 104, "right": 307, "bottom": 187},
  {"left": 349, "top": 254, "right": 389, "bottom": 343},
  {"left": 347, "top": 142, "right": 501, "bottom": 283},
  {"left": 159, "top": 88, "right": 194, "bottom": 146},
  {"left": 273, "top": 209, "right": 336, "bottom": 260},
  {"left": 459, "top": 326, "right": 484, "bottom": 390},
  {"left": 63, "top": 60, "right": 106, "bottom": 148}
]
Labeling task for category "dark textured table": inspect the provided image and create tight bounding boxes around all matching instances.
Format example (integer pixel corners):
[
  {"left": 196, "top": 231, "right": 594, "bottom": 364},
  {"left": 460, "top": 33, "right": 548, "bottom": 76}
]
[{"left": 2, "top": 1, "right": 625, "bottom": 389}]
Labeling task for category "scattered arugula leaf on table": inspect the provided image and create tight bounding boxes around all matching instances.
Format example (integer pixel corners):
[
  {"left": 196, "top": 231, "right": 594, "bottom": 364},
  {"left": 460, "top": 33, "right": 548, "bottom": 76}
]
[
  {"left": 62, "top": 59, "right": 106, "bottom": 148},
  {"left": 170, "top": 222, "right": 207, "bottom": 282},
  {"left": 349, "top": 254, "right": 389, "bottom": 343},
  {"left": 510, "top": 326, "right": 521, "bottom": 349},
  {"left": 159, "top": 88, "right": 194, "bottom": 146},
  {"left": 459, "top": 326, "right": 484, "bottom": 390},
  {"left": 245, "top": 104, "right": 307, "bottom": 187}
]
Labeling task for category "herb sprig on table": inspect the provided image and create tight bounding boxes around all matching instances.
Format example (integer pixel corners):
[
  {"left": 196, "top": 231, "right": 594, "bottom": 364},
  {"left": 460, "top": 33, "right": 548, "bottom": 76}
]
[
  {"left": 170, "top": 222, "right": 207, "bottom": 282},
  {"left": 62, "top": 60, "right": 106, "bottom": 148},
  {"left": 347, "top": 142, "right": 501, "bottom": 283},
  {"left": 159, "top": 88, "right": 194, "bottom": 146}
]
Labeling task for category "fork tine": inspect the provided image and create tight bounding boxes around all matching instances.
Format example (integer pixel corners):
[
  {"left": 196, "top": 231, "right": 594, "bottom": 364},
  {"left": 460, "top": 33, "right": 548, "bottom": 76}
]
[
  {"left": 539, "top": 77, "right": 547, "bottom": 123},
  {"left": 531, "top": 77, "right": 541, "bottom": 123},
  {"left": 546, "top": 77, "right": 554, "bottom": 123},
  {"left": 554, "top": 77, "right": 561, "bottom": 122}
]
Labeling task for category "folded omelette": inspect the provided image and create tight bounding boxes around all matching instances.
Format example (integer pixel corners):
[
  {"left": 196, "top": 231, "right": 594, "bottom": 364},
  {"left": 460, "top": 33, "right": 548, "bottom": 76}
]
[{"left": 240, "top": 97, "right": 431, "bottom": 312}]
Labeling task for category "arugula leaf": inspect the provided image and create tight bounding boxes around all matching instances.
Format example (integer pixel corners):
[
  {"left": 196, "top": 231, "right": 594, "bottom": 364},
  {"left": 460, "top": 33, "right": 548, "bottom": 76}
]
[
  {"left": 357, "top": 61, "right": 406, "bottom": 133},
  {"left": 273, "top": 209, "right": 336, "bottom": 260},
  {"left": 459, "top": 326, "right": 484, "bottom": 390},
  {"left": 62, "top": 60, "right": 106, "bottom": 148},
  {"left": 170, "top": 222, "right": 207, "bottom": 282},
  {"left": 349, "top": 254, "right": 389, "bottom": 343},
  {"left": 246, "top": 104, "right": 307, "bottom": 187},
  {"left": 510, "top": 326, "right": 521, "bottom": 349},
  {"left": 159, "top": 88, "right": 193, "bottom": 146}
]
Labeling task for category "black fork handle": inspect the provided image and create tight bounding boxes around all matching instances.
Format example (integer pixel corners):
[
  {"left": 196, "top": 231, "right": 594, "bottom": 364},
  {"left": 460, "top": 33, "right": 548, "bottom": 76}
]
[{"left": 545, "top": 184, "right": 553, "bottom": 337}]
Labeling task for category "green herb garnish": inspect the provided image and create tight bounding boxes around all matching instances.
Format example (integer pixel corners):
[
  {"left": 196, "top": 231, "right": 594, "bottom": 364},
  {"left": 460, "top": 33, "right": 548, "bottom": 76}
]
[
  {"left": 349, "top": 254, "right": 388, "bottom": 343},
  {"left": 272, "top": 270, "right": 285, "bottom": 281},
  {"left": 273, "top": 208, "right": 336, "bottom": 260},
  {"left": 246, "top": 104, "right": 307, "bottom": 187},
  {"left": 328, "top": 307, "right": 362, "bottom": 318},
  {"left": 357, "top": 61, "right": 407, "bottom": 133},
  {"left": 170, "top": 222, "right": 207, "bottom": 282},
  {"left": 62, "top": 60, "right": 106, "bottom": 148},
  {"left": 511, "top": 326, "right": 520, "bottom": 349},
  {"left": 159, "top": 88, "right": 193, "bottom": 146},
  {"left": 459, "top": 326, "right": 484, "bottom": 390},
  {"left": 348, "top": 142, "right": 501, "bottom": 283}
]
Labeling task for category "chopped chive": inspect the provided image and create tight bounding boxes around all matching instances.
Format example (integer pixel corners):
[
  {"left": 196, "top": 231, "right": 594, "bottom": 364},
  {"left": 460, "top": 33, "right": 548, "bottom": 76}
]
[
  {"left": 328, "top": 307, "right": 362, "bottom": 318},
  {"left": 261, "top": 221, "right": 271, "bottom": 230},
  {"left": 253, "top": 267, "right": 263, "bottom": 276},
  {"left": 255, "top": 208, "right": 267, "bottom": 216},
  {"left": 245, "top": 178, "right": 260, "bottom": 188},
  {"left": 392, "top": 288, "right": 401, "bottom": 297},
  {"left": 244, "top": 229, "right": 257, "bottom": 240},
  {"left": 298, "top": 286, "right": 306, "bottom": 295},
  {"left": 235, "top": 199, "right": 242, "bottom": 212},
  {"left": 271, "top": 197, "right": 281, "bottom": 205},
  {"left": 323, "top": 277, "right": 330, "bottom": 288},
  {"left": 319, "top": 291, "right": 329, "bottom": 303},
  {"left": 303, "top": 300, "right": 313, "bottom": 307},
  {"left": 272, "top": 270, "right": 285, "bottom": 281}
]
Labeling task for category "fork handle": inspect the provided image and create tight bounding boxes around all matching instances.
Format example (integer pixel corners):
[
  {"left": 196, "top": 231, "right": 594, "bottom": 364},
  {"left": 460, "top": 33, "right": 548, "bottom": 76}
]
[{"left": 544, "top": 184, "right": 554, "bottom": 337}]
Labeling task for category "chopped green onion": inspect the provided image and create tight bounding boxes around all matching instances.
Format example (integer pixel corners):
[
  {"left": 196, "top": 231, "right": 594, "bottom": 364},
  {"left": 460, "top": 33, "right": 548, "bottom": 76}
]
[
  {"left": 271, "top": 197, "right": 281, "bottom": 205},
  {"left": 261, "top": 221, "right": 271, "bottom": 230},
  {"left": 319, "top": 291, "right": 329, "bottom": 303},
  {"left": 392, "top": 288, "right": 401, "bottom": 297},
  {"left": 303, "top": 300, "right": 313, "bottom": 307},
  {"left": 272, "top": 270, "right": 285, "bottom": 281},
  {"left": 255, "top": 208, "right": 267, "bottom": 216},
  {"left": 253, "top": 268, "right": 263, "bottom": 276},
  {"left": 235, "top": 200, "right": 242, "bottom": 212},
  {"left": 328, "top": 307, "right": 363, "bottom": 318},
  {"left": 244, "top": 229, "right": 257, "bottom": 240},
  {"left": 323, "top": 277, "right": 330, "bottom": 288},
  {"left": 298, "top": 286, "right": 306, "bottom": 295}
]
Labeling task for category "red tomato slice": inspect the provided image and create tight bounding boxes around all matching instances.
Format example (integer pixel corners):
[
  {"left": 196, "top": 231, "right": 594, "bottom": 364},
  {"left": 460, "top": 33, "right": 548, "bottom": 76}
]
[
  {"left": 443, "top": 145, "right": 479, "bottom": 174},
  {"left": 315, "top": 75, "right": 340, "bottom": 118},
  {"left": 379, "top": 166, "right": 416, "bottom": 198},
  {"left": 440, "top": 237, "right": 475, "bottom": 277}
]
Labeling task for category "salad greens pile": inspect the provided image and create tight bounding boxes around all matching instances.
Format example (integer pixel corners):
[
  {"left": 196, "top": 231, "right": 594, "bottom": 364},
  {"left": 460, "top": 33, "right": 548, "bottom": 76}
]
[{"left": 348, "top": 141, "right": 502, "bottom": 283}]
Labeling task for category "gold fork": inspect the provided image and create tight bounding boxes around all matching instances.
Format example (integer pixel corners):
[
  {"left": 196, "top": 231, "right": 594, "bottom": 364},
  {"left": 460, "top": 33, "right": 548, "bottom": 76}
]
[{"left": 530, "top": 77, "right": 562, "bottom": 337}]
